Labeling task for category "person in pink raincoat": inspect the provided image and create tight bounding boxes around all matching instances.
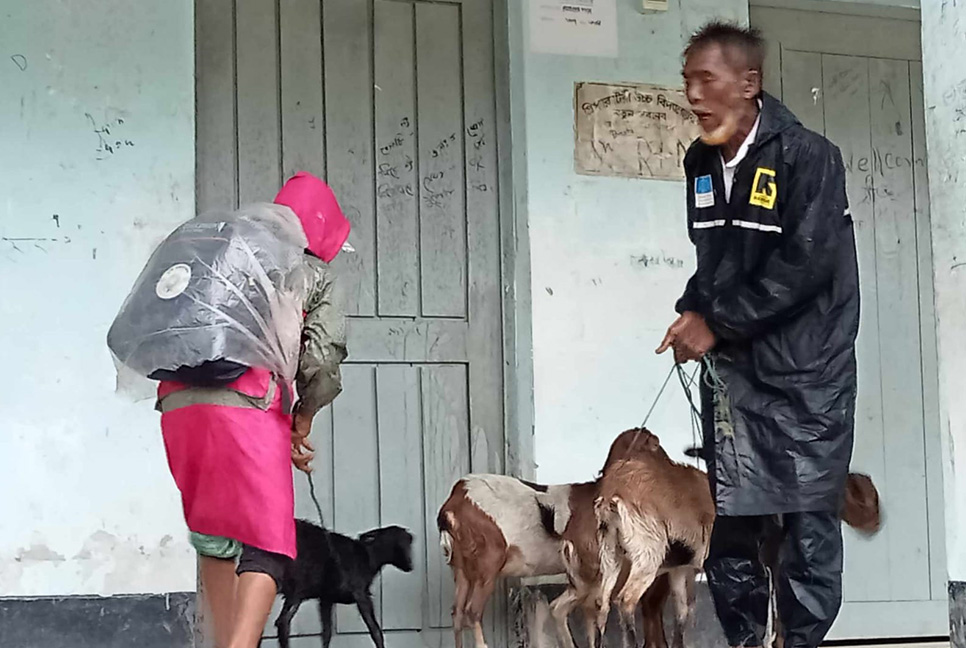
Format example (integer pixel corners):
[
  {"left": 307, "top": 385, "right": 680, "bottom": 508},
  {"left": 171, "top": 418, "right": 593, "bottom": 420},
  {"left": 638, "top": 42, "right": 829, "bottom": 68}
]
[{"left": 157, "top": 172, "right": 350, "bottom": 648}]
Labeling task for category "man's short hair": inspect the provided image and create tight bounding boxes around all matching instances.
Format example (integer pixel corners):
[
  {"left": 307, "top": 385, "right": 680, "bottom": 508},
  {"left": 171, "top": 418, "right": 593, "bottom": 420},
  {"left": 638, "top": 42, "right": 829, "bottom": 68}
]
[{"left": 685, "top": 21, "right": 765, "bottom": 75}]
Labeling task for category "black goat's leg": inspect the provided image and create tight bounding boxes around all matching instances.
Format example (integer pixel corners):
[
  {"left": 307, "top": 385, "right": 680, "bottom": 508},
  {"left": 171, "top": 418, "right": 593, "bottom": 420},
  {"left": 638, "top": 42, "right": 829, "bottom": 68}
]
[
  {"left": 319, "top": 601, "right": 335, "bottom": 648},
  {"left": 276, "top": 598, "right": 303, "bottom": 648},
  {"left": 356, "top": 593, "right": 385, "bottom": 648}
]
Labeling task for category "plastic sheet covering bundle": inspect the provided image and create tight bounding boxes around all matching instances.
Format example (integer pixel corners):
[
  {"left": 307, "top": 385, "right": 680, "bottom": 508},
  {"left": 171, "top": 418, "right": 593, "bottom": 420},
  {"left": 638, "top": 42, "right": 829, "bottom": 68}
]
[{"left": 107, "top": 203, "right": 311, "bottom": 398}]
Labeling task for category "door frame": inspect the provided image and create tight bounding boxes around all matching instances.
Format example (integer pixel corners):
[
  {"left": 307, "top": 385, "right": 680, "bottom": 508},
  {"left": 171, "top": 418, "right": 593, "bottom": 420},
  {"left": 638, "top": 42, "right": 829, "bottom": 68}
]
[
  {"left": 494, "top": 0, "right": 536, "bottom": 483},
  {"left": 494, "top": 2, "right": 535, "bottom": 646}
]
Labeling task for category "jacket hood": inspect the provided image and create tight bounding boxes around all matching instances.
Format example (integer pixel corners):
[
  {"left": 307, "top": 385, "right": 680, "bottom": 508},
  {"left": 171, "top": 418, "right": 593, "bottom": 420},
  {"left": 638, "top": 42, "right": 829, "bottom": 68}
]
[
  {"left": 753, "top": 92, "right": 801, "bottom": 148},
  {"left": 273, "top": 172, "right": 351, "bottom": 263}
]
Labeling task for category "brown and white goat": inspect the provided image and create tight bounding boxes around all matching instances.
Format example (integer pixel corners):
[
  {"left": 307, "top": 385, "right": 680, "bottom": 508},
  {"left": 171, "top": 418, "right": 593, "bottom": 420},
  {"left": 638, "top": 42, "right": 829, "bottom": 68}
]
[{"left": 437, "top": 474, "right": 570, "bottom": 648}]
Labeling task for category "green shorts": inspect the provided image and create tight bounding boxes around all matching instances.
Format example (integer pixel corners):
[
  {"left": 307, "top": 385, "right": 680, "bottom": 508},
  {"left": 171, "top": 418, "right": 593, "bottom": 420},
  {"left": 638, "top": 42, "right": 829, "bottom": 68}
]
[{"left": 189, "top": 532, "right": 243, "bottom": 560}]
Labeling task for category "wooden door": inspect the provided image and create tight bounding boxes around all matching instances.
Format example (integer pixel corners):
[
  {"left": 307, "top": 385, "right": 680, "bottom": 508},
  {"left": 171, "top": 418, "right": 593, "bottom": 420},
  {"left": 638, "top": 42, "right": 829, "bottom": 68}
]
[
  {"left": 752, "top": 3, "right": 946, "bottom": 640},
  {"left": 196, "top": 0, "right": 507, "bottom": 645}
]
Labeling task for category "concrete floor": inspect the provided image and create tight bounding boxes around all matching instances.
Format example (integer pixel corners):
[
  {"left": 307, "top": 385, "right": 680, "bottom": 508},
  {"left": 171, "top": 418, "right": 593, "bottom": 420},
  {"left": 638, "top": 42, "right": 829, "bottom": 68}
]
[
  {"left": 512, "top": 579, "right": 727, "bottom": 648},
  {"left": 511, "top": 579, "right": 948, "bottom": 648}
]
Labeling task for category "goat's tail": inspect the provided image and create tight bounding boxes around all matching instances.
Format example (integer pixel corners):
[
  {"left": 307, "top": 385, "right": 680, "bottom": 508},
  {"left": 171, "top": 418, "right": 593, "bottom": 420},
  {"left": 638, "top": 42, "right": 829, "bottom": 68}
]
[
  {"left": 561, "top": 540, "right": 580, "bottom": 582},
  {"left": 842, "top": 472, "right": 883, "bottom": 536},
  {"left": 594, "top": 495, "right": 627, "bottom": 629},
  {"left": 438, "top": 509, "right": 456, "bottom": 565},
  {"left": 537, "top": 499, "right": 561, "bottom": 539}
]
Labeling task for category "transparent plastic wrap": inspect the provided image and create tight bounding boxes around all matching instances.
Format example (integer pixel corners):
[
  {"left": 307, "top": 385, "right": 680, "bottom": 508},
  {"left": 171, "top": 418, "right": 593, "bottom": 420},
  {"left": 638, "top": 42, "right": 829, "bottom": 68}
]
[{"left": 107, "top": 203, "right": 311, "bottom": 397}]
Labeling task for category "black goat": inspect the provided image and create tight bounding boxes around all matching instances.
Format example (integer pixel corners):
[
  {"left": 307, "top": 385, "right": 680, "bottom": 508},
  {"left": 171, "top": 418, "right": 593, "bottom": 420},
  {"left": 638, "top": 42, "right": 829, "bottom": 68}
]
[{"left": 274, "top": 519, "right": 415, "bottom": 648}]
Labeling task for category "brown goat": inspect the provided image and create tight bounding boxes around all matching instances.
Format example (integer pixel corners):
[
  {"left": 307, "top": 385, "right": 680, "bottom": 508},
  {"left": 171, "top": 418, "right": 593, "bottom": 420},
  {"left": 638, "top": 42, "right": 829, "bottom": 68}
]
[
  {"left": 595, "top": 452, "right": 715, "bottom": 648},
  {"left": 551, "top": 428, "right": 671, "bottom": 648},
  {"left": 551, "top": 480, "right": 603, "bottom": 648},
  {"left": 552, "top": 480, "right": 674, "bottom": 648}
]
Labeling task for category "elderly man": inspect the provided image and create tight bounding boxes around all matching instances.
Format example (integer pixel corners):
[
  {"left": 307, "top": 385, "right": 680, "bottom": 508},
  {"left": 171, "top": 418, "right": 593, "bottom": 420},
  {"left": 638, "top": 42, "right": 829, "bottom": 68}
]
[{"left": 657, "top": 22, "right": 860, "bottom": 648}]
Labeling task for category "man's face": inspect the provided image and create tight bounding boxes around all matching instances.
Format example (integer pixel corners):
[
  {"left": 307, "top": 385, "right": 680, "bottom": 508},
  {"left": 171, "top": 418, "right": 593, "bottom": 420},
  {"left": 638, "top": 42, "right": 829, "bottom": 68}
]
[{"left": 683, "top": 43, "right": 758, "bottom": 145}]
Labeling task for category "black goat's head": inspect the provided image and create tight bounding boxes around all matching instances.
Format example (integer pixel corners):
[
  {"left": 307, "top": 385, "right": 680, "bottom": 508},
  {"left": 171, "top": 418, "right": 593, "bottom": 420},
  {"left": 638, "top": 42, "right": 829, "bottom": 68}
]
[{"left": 359, "top": 525, "right": 415, "bottom": 573}]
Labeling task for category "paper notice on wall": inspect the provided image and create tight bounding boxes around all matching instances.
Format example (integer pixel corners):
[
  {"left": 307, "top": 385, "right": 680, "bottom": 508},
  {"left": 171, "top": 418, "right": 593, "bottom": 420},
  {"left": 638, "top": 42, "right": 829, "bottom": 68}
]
[
  {"left": 529, "top": 0, "right": 618, "bottom": 58},
  {"left": 574, "top": 81, "right": 702, "bottom": 181}
]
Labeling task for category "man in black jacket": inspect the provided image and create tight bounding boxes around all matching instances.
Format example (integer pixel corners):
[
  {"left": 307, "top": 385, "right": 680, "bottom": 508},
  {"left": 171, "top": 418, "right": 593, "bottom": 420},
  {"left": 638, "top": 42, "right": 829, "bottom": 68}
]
[{"left": 656, "top": 22, "right": 860, "bottom": 648}]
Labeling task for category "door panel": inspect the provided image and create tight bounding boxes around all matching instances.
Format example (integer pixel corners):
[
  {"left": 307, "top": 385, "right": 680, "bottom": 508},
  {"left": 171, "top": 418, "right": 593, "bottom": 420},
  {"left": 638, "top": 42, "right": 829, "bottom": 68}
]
[
  {"left": 196, "top": 0, "right": 505, "bottom": 644},
  {"left": 752, "top": 5, "right": 945, "bottom": 640}
]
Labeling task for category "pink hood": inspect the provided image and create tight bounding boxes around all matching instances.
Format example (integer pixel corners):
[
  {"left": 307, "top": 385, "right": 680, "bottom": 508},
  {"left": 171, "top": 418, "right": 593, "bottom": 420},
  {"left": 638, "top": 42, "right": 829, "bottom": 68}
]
[{"left": 274, "top": 172, "right": 351, "bottom": 263}]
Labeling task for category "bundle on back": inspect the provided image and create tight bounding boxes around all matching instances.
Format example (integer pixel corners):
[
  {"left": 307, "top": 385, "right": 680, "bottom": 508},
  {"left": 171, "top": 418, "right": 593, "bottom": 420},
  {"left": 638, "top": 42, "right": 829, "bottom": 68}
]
[{"left": 107, "top": 203, "right": 311, "bottom": 392}]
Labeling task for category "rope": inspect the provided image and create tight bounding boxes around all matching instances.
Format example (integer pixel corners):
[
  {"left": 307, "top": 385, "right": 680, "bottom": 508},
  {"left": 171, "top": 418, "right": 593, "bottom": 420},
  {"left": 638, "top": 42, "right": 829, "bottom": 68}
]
[
  {"left": 676, "top": 362, "right": 703, "bottom": 465},
  {"left": 621, "top": 364, "right": 676, "bottom": 458},
  {"left": 304, "top": 469, "right": 342, "bottom": 574},
  {"left": 306, "top": 471, "right": 326, "bottom": 526},
  {"left": 641, "top": 363, "right": 677, "bottom": 429},
  {"left": 675, "top": 363, "right": 702, "bottom": 420},
  {"left": 624, "top": 356, "right": 718, "bottom": 467},
  {"left": 702, "top": 353, "right": 727, "bottom": 395}
]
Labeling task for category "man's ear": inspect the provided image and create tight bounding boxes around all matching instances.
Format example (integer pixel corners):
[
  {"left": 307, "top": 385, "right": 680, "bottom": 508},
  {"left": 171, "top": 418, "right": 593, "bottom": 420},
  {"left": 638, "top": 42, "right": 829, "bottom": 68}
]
[{"left": 741, "top": 68, "right": 762, "bottom": 100}]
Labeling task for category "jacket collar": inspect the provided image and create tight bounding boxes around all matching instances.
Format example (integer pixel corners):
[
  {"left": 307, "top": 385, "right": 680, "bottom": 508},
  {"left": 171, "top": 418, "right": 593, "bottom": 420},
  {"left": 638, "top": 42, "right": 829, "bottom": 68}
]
[{"left": 692, "top": 93, "right": 801, "bottom": 159}]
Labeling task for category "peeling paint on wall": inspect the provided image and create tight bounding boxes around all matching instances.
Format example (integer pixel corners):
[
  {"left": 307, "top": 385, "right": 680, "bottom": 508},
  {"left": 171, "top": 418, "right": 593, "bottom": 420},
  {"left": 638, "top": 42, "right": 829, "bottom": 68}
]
[{"left": 16, "top": 544, "right": 67, "bottom": 563}]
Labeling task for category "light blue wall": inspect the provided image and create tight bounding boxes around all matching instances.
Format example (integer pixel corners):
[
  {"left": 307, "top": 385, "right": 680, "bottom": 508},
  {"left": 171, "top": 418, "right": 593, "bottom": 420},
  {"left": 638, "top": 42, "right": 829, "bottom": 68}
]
[
  {"left": 510, "top": 0, "right": 748, "bottom": 484},
  {"left": 0, "top": 1, "right": 195, "bottom": 595}
]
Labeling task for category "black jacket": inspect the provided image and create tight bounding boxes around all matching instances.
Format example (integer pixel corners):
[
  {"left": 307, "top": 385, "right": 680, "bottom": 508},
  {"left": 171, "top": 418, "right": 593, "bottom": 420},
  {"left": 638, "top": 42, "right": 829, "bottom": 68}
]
[{"left": 677, "top": 93, "right": 859, "bottom": 516}]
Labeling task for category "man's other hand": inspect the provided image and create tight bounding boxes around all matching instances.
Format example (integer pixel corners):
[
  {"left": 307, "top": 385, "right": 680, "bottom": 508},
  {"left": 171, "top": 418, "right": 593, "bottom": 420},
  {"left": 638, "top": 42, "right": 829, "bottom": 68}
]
[{"left": 656, "top": 311, "right": 716, "bottom": 363}]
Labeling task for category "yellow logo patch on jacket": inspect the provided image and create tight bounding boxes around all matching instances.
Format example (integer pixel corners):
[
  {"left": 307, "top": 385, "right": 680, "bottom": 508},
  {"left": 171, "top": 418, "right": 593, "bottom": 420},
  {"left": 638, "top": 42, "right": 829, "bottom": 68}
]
[{"left": 749, "top": 167, "right": 777, "bottom": 209}]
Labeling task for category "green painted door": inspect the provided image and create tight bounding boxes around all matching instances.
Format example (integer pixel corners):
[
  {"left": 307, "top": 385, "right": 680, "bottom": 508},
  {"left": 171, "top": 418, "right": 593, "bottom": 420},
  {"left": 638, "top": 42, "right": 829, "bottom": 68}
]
[{"left": 195, "top": 0, "right": 508, "bottom": 645}]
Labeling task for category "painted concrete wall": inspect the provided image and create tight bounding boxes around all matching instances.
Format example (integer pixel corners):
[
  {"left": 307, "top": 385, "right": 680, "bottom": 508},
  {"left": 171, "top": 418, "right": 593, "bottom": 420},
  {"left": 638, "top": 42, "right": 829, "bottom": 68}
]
[
  {"left": 825, "top": 0, "right": 918, "bottom": 7},
  {"left": 920, "top": 1, "right": 966, "bottom": 584},
  {"left": 0, "top": 1, "right": 196, "bottom": 596},
  {"left": 512, "top": 0, "right": 748, "bottom": 484}
]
